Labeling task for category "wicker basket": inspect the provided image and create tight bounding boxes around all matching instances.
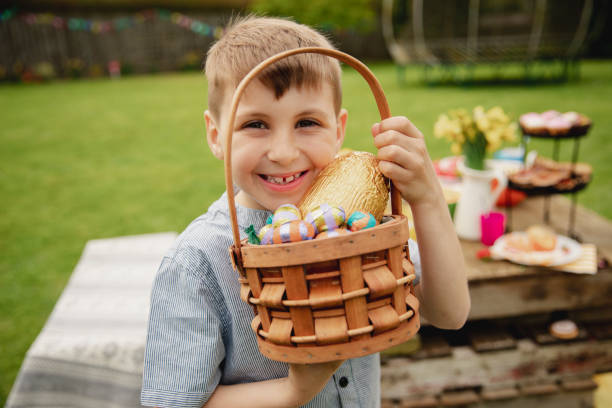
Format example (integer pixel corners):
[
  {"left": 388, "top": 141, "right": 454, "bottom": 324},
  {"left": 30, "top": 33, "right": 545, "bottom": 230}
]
[{"left": 224, "top": 47, "right": 420, "bottom": 363}]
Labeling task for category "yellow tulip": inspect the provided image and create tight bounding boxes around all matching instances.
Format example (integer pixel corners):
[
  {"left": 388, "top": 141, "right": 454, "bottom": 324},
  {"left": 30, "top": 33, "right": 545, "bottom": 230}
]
[
  {"left": 433, "top": 115, "right": 449, "bottom": 139},
  {"left": 436, "top": 106, "right": 515, "bottom": 157},
  {"left": 451, "top": 142, "right": 462, "bottom": 155},
  {"left": 501, "top": 123, "right": 518, "bottom": 141}
]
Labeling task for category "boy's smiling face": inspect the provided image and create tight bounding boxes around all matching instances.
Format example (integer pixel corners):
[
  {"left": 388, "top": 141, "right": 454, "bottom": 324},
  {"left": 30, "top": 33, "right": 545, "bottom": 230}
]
[{"left": 206, "top": 80, "right": 347, "bottom": 211}]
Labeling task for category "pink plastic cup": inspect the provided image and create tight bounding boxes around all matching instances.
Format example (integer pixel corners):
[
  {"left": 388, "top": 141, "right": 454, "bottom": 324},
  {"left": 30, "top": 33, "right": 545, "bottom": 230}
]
[{"left": 480, "top": 212, "right": 506, "bottom": 246}]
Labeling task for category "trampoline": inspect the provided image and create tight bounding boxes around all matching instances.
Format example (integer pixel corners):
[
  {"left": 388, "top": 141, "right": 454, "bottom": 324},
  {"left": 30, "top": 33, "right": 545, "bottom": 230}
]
[{"left": 381, "top": 0, "right": 598, "bottom": 84}]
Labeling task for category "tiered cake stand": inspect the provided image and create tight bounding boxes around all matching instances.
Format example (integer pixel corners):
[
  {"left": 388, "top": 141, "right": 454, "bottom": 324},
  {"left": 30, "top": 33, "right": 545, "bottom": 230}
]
[{"left": 507, "top": 122, "right": 592, "bottom": 240}]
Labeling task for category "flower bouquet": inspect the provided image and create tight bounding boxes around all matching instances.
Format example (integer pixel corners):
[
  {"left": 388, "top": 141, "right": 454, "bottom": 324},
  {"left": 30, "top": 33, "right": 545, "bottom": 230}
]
[{"left": 434, "top": 106, "right": 517, "bottom": 170}]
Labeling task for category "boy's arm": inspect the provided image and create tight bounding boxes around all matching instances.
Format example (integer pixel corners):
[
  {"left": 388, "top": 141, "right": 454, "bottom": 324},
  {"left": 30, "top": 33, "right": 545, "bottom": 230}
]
[
  {"left": 203, "top": 361, "right": 342, "bottom": 408},
  {"left": 373, "top": 117, "right": 470, "bottom": 330},
  {"left": 410, "top": 189, "right": 470, "bottom": 329}
]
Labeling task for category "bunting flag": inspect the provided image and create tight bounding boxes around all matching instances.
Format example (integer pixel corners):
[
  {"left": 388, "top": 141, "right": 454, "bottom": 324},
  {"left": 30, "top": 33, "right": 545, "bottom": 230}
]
[
  {"left": 1, "top": 7, "right": 16, "bottom": 21},
  {"left": 0, "top": 7, "right": 224, "bottom": 39}
]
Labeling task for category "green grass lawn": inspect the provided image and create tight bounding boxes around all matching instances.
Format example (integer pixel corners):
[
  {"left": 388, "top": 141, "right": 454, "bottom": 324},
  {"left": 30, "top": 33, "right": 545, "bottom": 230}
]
[{"left": 1, "top": 60, "right": 612, "bottom": 402}]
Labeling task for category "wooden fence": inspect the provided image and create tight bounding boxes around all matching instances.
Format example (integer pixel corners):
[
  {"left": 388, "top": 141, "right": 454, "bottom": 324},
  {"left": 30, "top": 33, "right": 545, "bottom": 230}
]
[{"left": 0, "top": 8, "right": 231, "bottom": 79}]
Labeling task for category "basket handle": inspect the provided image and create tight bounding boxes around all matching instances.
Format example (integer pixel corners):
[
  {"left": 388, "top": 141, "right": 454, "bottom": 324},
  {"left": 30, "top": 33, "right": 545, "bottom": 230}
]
[{"left": 223, "top": 47, "right": 403, "bottom": 252}]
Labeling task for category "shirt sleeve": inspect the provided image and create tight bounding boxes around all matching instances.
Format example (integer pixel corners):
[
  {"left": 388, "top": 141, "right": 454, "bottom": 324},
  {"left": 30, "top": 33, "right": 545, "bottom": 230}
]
[
  {"left": 407, "top": 238, "right": 422, "bottom": 285},
  {"left": 141, "top": 247, "right": 226, "bottom": 408}
]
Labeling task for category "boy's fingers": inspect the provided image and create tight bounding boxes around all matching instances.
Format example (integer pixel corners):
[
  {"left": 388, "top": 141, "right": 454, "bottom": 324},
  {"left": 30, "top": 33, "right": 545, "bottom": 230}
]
[
  {"left": 377, "top": 144, "right": 406, "bottom": 163},
  {"left": 371, "top": 122, "right": 381, "bottom": 137},
  {"left": 374, "top": 129, "right": 420, "bottom": 152},
  {"left": 374, "top": 129, "right": 429, "bottom": 160},
  {"left": 378, "top": 160, "right": 401, "bottom": 178},
  {"left": 373, "top": 130, "right": 403, "bottom": 149},
  {"left": 376, "top": 145, "right": 425, "bottom": 177},
  {"left": 378, "top": 116, "right": 423, "bottom": 139},
  {"left": 378, "top": 160, "right": 414, "bottom": 186},
  {"left": 377, "top": 145, "right": 422, "bottom": 171}
]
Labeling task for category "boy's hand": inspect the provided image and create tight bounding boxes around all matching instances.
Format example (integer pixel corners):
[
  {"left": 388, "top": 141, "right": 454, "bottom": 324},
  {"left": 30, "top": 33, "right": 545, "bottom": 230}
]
[
  {"left": 373, "top": 117, "right": 471, "bottom": 331},
  {"left": 204, "top": 360, "right": 343, "bottom": 407},
  {"left": 372, "top": 116, "right": 441, "bottom": 209},
  {"left": 286, "top": 360, "right": 344, "bottom": 406}
]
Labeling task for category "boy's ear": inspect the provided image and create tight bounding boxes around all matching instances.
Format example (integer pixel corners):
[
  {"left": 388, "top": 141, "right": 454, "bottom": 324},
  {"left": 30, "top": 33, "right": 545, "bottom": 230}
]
[
  {"left": 204, "top": 110, "right": 224, "bottom": 160},
  {"left": 336, "top": 108, "right": 348, "bottom": 150}
]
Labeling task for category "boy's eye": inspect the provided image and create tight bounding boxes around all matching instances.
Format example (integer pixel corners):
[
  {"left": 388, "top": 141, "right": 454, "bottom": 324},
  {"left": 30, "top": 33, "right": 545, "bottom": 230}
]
[
  {"left": 243, "top": 121, "right": 267, "bottom": 129},
  {"left": 296, "top": 119, "right": 319, "bottom": 128}
]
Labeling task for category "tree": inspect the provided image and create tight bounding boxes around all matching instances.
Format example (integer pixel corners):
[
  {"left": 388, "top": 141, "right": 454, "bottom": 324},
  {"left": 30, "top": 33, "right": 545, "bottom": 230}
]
[{"left": 250, "top": 0, "right": 377, "bottom": 33}]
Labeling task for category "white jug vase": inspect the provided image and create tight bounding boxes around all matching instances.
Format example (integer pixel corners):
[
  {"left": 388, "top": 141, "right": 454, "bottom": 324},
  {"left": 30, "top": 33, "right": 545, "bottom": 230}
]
[{"left": 454, "top": 161, "right": 507, "bottom": 241}]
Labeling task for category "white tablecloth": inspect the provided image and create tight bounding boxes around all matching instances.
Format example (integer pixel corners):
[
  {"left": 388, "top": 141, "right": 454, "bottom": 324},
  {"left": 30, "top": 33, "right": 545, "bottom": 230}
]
[{"left": 6, "top": 232, "right": 177, "bottom": 408}]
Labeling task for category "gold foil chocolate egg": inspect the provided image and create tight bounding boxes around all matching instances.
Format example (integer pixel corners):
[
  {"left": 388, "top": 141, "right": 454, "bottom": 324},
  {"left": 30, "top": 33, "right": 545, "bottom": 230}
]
[{"left": 299, "top": 151, "right": 389, "bottom": 222}]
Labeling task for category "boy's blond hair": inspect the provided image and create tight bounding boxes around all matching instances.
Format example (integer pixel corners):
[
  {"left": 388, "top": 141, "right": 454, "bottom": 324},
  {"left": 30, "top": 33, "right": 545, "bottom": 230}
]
[{"left": 205, "top": 16, "right": 342, "bottom": 122}]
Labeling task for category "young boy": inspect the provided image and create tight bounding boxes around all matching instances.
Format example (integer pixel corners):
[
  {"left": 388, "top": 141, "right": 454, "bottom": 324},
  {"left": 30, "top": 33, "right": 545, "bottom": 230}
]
[{"left": 141, "top": 16, "right": 470, "bottom": 408}]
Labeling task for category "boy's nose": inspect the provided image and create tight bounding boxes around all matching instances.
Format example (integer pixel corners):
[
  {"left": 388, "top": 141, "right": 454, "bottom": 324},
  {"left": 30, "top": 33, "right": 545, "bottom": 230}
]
[{"left": 267, "top": 134, "right": 300, "bottom": 166}]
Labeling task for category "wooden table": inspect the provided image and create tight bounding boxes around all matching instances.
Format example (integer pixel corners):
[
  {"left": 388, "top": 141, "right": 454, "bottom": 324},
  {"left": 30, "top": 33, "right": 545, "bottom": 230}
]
[
  {"left": 465, "top": 195, "right": 612, "bottom": 320},
  {"left": 381, "top": 196, "right": 612, "bottom": 408}
]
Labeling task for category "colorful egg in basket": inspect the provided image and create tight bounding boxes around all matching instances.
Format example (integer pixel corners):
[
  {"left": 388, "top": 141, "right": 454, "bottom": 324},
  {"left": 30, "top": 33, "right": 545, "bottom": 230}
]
[
  {"left": 224, "top": 47, "right": 420, "bottom": 364},
  {"left": 315, "top": 228, "right": 351, "bottom": 239},
  {"left": 347, "top": 211, "right": 377, "bottom": 232},
  {"left": 258, "top": 224, "right": 275, "bottom": 245},
  {"left": 271, "top": 220, "right": 315, "bottom": 244},
  {"left": 304, "top": 204, "right": 345, "bottom": 234},
  {"left": 272, "top": 204, "right": 301, "bottom": 228}
]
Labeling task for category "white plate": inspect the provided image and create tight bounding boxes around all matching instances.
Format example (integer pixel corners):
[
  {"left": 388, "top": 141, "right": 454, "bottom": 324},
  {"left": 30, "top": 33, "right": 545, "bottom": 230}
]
[{"left": 490, "top": 233, "right": 582, "bottom": 267}]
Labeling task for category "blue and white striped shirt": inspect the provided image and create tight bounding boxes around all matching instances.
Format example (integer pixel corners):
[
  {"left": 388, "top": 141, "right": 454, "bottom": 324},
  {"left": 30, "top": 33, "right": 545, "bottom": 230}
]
[{"left": 141, "top": 192, "right": 421, "bottom": 407}]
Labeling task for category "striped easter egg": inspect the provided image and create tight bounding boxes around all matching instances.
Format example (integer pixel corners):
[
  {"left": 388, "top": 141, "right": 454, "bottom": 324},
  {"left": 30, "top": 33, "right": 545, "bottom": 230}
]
[
  {"left": 347, "top": 211, "right": 377, "bottom": 232},
  {"left": 272, "top": 204, "right": 301, "bottom": 227},
  {"left": 304, "top": 203, "right": 346, "bottom": 234},
  {"left": 258, "top": 224, "right": 275, "bottom": 245},
  {"left": 315, "top": 228, "right": 351, "bottom": 239},
  {"left": 272, "top": 220, "right": 315, "bottom": 244}
]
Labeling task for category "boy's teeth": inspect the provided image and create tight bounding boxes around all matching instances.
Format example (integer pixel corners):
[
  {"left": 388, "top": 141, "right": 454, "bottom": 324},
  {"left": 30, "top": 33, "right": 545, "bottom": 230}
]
[{"left": 266, "top": 172, "right": 301, "bottom": 185}]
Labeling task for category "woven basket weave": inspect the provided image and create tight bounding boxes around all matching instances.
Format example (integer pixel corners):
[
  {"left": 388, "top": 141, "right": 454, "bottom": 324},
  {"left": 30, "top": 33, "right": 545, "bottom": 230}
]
[{"left": 224, "top": 47, "right": 420, "bottom": 363}]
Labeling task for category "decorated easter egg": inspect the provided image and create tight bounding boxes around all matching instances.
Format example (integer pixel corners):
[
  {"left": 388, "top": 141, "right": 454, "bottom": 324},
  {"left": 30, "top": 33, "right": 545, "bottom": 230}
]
[
  {"left": 304, "top": 203, "right": 345, "bottom": 234},
  {"left": 272, "top": 204, "right": 301, "bottom": 227},
  {"left": 266, "top": 215, "right": 273, "bottom": 225},
  {"left": 272, "top": 220, "right": 315, "bottom": 244},
  {"left": 258, "top": 224, "right": 275, "bottom": 245},
  {"left": 299, "top": 151, "right": 389, "bottom": 222},
  {"left": 315, "top": 228, "right": 351, "bottom": 239},
  {"left": 347, "top": 211, "right": 377, "bottom": 232}
]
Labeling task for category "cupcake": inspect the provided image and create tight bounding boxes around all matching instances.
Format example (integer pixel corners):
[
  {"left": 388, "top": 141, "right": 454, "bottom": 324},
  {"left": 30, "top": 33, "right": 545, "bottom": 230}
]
[
  {"left": 519, "top": 112, "right": 546, "bottom": 135},
  {"left": 540, "top": 110, "right": 561, "bottom": 121},
  {"left": 546, "top": 116, "right": 573, "bottom": 136},
  {"left": 526, "top": 225, "right": 557, "bottom": 251}
]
